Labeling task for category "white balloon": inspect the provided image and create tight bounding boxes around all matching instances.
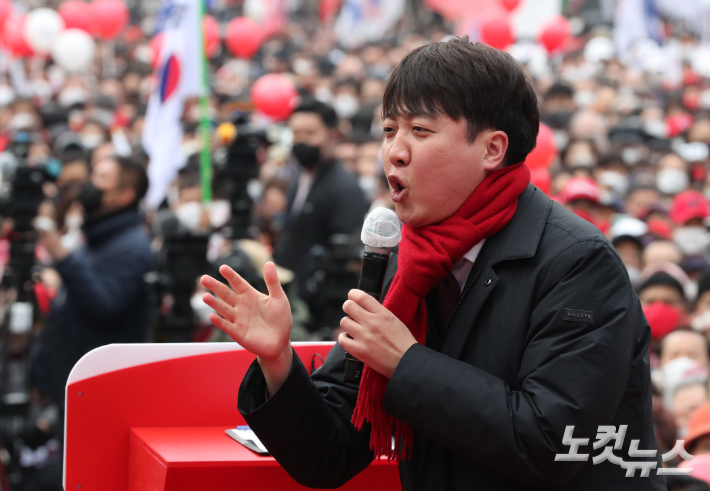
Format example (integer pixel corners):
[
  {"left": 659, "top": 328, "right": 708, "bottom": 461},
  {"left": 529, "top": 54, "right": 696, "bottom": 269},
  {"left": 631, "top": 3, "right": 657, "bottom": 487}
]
[
  {"left": 52, "top": 29, "right": 95, "bottom": 73},
  {"left": 243, "top": 0, "right": 266, "bottom": 23},
  {"left": 24, "top": 8, "right": 65, "bottom": 55}
]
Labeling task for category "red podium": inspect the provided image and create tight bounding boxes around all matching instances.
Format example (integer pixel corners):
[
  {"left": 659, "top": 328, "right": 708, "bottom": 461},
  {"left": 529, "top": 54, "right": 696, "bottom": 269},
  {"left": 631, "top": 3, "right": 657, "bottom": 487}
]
[{"left": 64, "top": 342, "right": 400, "bottom": 491}]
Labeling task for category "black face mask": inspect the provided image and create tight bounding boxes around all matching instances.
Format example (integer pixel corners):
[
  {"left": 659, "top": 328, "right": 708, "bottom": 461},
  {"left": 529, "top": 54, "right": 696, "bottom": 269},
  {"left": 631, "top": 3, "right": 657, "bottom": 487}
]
[
  {"left": 77, "top": 182, "right": 103, "bottom": 216},
  {"left": 292, "top": 143, "right": 321, "bottom": 169},
  {"left": 542, "top": 110, "right": 573, "bottom": 130}
]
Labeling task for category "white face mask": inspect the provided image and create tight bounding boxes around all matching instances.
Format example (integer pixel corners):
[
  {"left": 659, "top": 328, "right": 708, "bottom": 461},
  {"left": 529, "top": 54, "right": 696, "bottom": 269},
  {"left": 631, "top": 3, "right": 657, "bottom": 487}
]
[
  {"left": 358, "top": 175, "right": 378, "bottom": 202},
  {"left": 626, "top": 265, "right": 642, "bottom": 287},
  {"left": 80, "top": 133, "right": 104, "bottom": 150},
  {"left": 333, "top": 94, "right": 360, "bottom": 119},
  {"left": 598, "top": 170, "right": 629, "bottom": 196},
  {"left": 692, "top": 309, "right": 710, "bottom": 332},
  {"left": 673, "top": 226, "right": 710, "bottom": 256},
  {"left": 175, "top": 201, "right": 203, "bottom": 231},
  {"left": 209, "top": 199, "right": 231, "bottom": 228},
  {"left": 622, "top": 148, "right": 642, "bottom": 165},
  {"left": 58, "top": 87, "right": 88, "bottom": 108},
  {"left": 190, "top": 293, "right": 214, "bottom": 324},
  {"left": 0, "top": 85, "right": 15, "bottom": 106},
  {"left": 644, "top": 119, "right": 667, "bottom": 139},
  {"left": 657, "top": 168, "right": 689, "bottom": 195}
]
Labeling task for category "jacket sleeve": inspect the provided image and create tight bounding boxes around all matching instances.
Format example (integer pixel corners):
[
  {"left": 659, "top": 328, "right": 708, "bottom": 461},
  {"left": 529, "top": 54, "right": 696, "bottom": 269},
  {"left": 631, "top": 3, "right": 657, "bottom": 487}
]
[
  {"left": 53, "top": 242, "right": 154, "bottom": 325},
  {"left": 238, "top": 343, "right": 374, "bottom": 489},
  {"left": 382, "top": 238, "right": 636, "bottom": 487}
]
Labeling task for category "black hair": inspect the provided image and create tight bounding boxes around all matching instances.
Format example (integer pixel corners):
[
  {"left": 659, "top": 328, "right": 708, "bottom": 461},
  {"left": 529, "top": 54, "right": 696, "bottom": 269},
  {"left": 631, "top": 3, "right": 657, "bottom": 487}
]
[
  {"left": 698, "top": 272, "right": 710, "bottom": 301},
  {"left": 545, "top": 82, "right": 574, "bottom": 100},
  {"left": 292, "top": 98, "right": 338, "bottom": 129},
  {"left": 381, "top": 36, "right": 539, "bottom": 166},
  {"left": 638, "top": 271, "right": 686, "bottom": 301},
  {"left": 115, "top": 156, "right": 149, "bottom": 206}
]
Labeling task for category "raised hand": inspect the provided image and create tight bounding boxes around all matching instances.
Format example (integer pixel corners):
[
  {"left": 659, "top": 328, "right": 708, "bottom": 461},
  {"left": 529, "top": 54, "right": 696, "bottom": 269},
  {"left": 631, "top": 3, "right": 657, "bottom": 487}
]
[{"left": 200, "top": 262, "right": 294, "bottom": 384}]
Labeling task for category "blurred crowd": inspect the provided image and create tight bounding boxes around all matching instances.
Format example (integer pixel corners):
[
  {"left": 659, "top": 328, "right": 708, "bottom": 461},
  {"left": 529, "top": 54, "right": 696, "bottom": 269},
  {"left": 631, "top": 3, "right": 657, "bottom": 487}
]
[{"left": 3, "top": 0, "right": 710, "bottom": 489}]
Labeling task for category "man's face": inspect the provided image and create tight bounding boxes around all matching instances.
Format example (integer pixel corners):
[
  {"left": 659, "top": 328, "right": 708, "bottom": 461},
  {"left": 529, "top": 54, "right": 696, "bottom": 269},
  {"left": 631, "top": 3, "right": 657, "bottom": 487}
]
[
  {"left": 639, "top": 285, "right": 686, "bottom": 312},
  {"left": 381, "top": 113, "right": 493, "bottom": 227},
  {"left": 92, "top": 159, "right": 134, "bottom": 212},
  {"left": 660, "top": 331, "right": 709, "bottom": 367},
  {"left": 289, "top": 112, "right": 331, "bottom": 157}
]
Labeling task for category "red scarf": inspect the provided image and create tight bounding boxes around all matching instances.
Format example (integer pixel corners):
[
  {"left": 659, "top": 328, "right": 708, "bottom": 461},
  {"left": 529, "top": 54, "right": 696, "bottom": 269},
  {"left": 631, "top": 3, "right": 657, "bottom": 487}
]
[{"left": 351, "top": 162, "right": 531, "bottom": 461}]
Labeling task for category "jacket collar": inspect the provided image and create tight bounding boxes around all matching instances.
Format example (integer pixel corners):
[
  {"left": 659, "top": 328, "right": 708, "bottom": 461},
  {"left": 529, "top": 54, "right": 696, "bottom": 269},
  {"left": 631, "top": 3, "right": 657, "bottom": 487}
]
[
  {"left": 483, "top": 183, "right": 551, "bottom": 267},
  {"left": 83, "top": 207, "right": 142, "bottom": 246}
]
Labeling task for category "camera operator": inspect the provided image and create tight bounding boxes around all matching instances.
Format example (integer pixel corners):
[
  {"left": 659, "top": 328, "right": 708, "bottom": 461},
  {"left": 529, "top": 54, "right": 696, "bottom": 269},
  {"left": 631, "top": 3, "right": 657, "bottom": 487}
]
[
  {"left": 31, "top": 155, "right": 154, "bottom": 406},
  {"left": 273, "top": 100, "right": 368, "bottom": 334}
]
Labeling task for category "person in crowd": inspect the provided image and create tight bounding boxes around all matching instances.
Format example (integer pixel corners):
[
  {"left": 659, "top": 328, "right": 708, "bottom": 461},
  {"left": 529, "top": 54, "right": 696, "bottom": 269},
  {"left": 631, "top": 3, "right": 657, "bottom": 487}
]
[
  {"left": 272, "top": 99, "right": 368, "bottom": 333},
  {"left": 31, "top": 156, "right": 154, "bottom": 405}
]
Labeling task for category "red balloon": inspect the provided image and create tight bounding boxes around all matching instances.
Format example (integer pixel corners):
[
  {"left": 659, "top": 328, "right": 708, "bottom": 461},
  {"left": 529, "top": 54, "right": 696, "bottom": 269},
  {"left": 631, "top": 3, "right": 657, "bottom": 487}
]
[
  {"left": 3, "top": 14, "right": 33, "bottom": 58},
  {"left": 479, "top": 15, "right": 514, "bottom": 50},
  {"left": 225, "top": 17, "right": 263, "bottom": 59},
  {"left": 319, "top": 0, "right": 341, "bottom": 22},
  {"left": 149, "top": 32, "right": 164, "bottom": 69},
  {"left": 0, "top": 0, "right": 12, "bottom": 35},
  {"left": 530, "top": 168, "right": 551, "bottom": 196},
  {"left": 251, "top": 74, "right": 298, "bottom": 121},
  {"left": 539, "top": 15, "right": 570, "bottom": 54},
  {"left": 203, "top": 15, "right": 220, "bottom": 59},
  {"left": 499, "top": 0, "right": 520, "bottom": 12},
  {"left": 59, "top": 1, "right": 92, "bottom": 33},
  {"left": 90, "top": 0, "right": 129, "bottom": 41},
  {"left": 524, "top": 123, "right": 557, "bottom": 170}
]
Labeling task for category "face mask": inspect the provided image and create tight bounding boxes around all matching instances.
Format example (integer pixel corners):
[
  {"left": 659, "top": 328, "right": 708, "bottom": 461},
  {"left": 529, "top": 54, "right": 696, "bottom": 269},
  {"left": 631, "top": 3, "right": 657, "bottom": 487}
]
[
  {"left": 0, "top": 85, "right": 14, "bottom": 106},
  {"left": 358, "top": 175, "right": 378, "bottom": 202},
  {"left": 626, "top": 265, "right": 641, "bottom": 287},
  {"left": 570, "top": 152, "right": 595, "bottom": 168},
  {"left": 691, "top": 309, "right": 710, "bottom": 332},
  {"left": 292, "top": 142, "right": 321, "bottom": 169},
  {"left": 657, "top": 168, "right": 689, "bottom": 195},
  {"left": 334, "top": 94, "right": 360, "bottom": 119},
  {"left": 673, "top": 226, "right": 710, "bottom": 256},
  {"left": 9, "top": 113, "right": 34, "bottom": 131},
  {"left": 209, "top": 199, "right": 231, "bottom": 228},
  {"left": 77, "top": 182, "right": 104, "bottom": 216},
  {"left": 543, "top": 110, "right": 573, "bottom": 129},
  {"left": 58, "top": 87, "right": 88, "bottom": 108},
  {"left": 574, "top": 90, "right": 596, "bottom": 108},
  {"left": 175, "top": 202, "right": 203, "bottom": 231},
  {"left": 80, "top": 133, "right": 104, "bottom": 150},
  {"left": 598, "top": 171, "right": 629, "bottom": 196},
  {"left": 621, "top": 148, "right": 642, "bottom": 165},
  {"left": 313, "top": 87, "right": 333, "bottom": 104},
  {"left": 644, "top": 119, "right": 667, "bottom": 139},
  {"left": 190, "top": 293, "right": 214, "bottom": 324}
]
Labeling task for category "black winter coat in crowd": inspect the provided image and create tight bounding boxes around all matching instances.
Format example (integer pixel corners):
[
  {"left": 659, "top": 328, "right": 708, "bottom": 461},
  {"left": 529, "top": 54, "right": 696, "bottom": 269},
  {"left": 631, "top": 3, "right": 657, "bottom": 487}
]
[
  {"left": 33, "top": 207, "right": 154, "bottom": 404},
  {"left": 239, "top": 184, "right": 666, "bottom": 491}
]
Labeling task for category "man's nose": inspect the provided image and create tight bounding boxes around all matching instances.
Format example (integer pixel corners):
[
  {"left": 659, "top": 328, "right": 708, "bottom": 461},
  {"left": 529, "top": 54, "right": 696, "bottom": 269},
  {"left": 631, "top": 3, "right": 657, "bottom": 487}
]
[{"left": 387, "top": 134, "right": 410, "bottom": 167}]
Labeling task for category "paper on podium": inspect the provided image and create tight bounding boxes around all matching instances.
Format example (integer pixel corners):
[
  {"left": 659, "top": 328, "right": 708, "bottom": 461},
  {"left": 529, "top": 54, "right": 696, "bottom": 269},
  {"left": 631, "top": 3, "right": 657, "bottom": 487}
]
[{"left": 226, "top": 426, "right": 269, "bottom": 455}]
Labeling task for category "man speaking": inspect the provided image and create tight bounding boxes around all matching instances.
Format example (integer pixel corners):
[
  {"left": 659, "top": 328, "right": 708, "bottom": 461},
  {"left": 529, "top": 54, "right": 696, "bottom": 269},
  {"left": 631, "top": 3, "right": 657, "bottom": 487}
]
[{"left": 201, "top": 38, "right": 663, "bottom": 490}]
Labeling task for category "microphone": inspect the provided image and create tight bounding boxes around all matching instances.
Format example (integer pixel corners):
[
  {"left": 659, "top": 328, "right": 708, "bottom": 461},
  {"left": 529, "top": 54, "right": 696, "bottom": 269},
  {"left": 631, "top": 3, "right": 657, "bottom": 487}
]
[{"left": 344, "top": 207, "right": 402, "bottom": 383}]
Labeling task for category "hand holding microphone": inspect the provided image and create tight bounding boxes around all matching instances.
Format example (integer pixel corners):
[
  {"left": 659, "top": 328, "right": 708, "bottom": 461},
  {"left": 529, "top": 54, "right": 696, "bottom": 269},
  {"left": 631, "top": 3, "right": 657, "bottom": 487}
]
[{"left": 341, "top": 207, "right": 408, "bottom": 382}]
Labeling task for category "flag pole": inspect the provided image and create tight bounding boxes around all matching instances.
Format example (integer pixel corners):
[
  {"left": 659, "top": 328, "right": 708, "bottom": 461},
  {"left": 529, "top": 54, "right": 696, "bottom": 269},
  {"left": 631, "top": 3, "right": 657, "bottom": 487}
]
[{"left": 198, "top": 0, "right": 212, "bottom": 204}]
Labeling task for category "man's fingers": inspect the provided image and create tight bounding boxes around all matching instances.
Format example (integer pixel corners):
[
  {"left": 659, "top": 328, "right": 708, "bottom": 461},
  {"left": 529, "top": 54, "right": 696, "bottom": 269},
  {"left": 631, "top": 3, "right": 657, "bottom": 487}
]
[
  {"left": 200, "top": 275, "right": 239, "bottom": 305},
  {"left": 202, "top": 293, "right": 236, "bottom": 322},
  {"left": 220, "top": 265, "right": 253, "bottom": 295},
  {"left": 208, "top": 313, "right": 243, "bottom": 341},
  {"left": 263, "top": 262, "right": 286, "bottom": 301},
  {"left": 342, "top": 299, "right": 371, "bottom": 323},
  {"left": 340, "top": 315, "right": 361, "bottom": 336},
  {"left": 347, "top": 289, "right": 381, "bottom": 314}
]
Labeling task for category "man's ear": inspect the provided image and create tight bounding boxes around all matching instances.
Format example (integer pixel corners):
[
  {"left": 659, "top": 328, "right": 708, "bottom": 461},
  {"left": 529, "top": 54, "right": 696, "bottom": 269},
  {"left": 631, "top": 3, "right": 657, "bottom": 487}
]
[{"left": 482, "top": 130, "right": 509, "bottom": 171}]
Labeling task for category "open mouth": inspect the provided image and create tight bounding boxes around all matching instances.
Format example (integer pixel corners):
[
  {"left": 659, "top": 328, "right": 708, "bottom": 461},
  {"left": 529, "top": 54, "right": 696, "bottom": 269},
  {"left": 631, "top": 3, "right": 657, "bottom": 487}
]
[{"left": 387, "top": 175, "right": 408, "bottom": 203}]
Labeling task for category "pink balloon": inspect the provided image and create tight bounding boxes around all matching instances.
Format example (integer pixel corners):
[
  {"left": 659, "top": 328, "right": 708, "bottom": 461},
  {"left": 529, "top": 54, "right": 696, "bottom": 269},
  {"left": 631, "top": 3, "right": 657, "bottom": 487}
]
[
  {"left": 203, "top": 15, "right": 220, "bottom": 59},
  {"left": 3, "top": 13, "right": 33, "bottom": 58},
  {"left": 225, "top": 17, "right": 263, "bottom": 59},
  {"left": 524, "top": 123, "right": 557, "bottom": 171},
  {"left": 59, "top": 1, "right": 92, "bottom": 33},
  {"left": 251, "top": 74, "right": 298, "bottom": 121},
  {"left": 499, "top": 0, "right": 520, "bottom": 12},
  {"left": 90, "top": 0, "right": 129, "bottom": 40},
  {"left": 539, "top": 15, "right": 571, "bottom": 54},
  {"left": 480, "top": 15, "right": 514, "bottom": 50},
  {"left": 149, "top": 32, "right": 164, "bottom": 69}
]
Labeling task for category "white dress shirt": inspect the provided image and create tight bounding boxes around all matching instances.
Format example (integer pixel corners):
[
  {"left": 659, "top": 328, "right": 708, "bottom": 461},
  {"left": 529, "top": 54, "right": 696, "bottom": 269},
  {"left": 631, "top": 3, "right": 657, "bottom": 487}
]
[{"left": 450, "top": 239, "right": 486, "bottom": 292}]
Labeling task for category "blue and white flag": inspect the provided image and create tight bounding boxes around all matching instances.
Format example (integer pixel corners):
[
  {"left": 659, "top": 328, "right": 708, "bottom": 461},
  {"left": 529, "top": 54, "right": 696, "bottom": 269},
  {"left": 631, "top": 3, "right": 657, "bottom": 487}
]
[
  {"left": 614, "top": 0, "right": 664, "bottom": 55},
  {"left": 142, "top": 0, "right": 202, "bottom": 209}
]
